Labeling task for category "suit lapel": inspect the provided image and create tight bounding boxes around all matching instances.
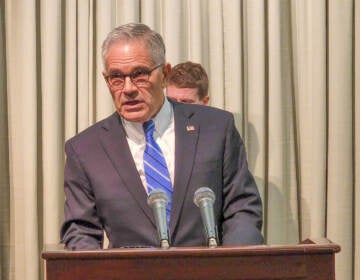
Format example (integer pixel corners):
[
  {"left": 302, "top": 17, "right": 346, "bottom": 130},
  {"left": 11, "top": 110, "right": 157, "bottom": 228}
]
[
  {"left": 98, "top": 113, "right": 155, "bottom": 225},
  {"left": 170, "top": 104, "right": 199, "bottom": 234}
]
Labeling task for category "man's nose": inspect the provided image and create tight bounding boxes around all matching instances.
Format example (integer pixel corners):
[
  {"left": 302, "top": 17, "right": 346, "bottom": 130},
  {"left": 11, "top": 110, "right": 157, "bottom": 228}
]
[{"left": 122, "top": 76, "right": 137, "bottom": 93}]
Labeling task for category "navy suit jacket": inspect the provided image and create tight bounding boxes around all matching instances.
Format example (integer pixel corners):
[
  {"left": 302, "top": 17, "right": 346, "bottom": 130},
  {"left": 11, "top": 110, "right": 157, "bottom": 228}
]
[{"left": 61, "top": 100, "right": 263, "bottom": 249}]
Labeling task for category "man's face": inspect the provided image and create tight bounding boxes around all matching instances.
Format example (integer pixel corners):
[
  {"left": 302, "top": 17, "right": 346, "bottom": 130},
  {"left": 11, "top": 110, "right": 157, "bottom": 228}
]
[
  {"left": 166, "top": 85, "right": 209, "bottom": 105},
  {"left": 103, "top": 41, "right": 170, "bottom": 123}
]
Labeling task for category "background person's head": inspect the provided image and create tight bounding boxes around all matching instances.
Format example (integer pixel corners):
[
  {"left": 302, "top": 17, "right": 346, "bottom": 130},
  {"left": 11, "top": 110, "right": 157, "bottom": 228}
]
[
  {"left": 101, "top": 23, "right": 171, "bottom": 123},
  {"left": 166, "top": 61, "right": 209, "bottom": 105}
]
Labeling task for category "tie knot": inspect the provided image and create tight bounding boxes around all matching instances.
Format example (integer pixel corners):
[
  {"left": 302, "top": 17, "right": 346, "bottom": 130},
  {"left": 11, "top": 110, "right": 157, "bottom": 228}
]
[{"left": 143, "top": 120, "right": 155, "bottom": 137}]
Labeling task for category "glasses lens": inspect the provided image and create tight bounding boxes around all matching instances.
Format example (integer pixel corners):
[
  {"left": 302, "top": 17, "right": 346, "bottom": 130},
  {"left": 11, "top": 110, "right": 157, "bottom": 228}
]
[
  {"left": 131, "top": 70, "right": 150, "bottom": 86},
  {"left": 110, "top": 76, "right": 125, "bottom": 88}
]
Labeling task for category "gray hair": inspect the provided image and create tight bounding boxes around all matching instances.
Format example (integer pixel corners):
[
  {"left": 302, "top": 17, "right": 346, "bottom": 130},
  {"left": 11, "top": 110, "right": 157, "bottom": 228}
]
[{"left": 101, "top": 23, "right": 166, "bottom": 70}]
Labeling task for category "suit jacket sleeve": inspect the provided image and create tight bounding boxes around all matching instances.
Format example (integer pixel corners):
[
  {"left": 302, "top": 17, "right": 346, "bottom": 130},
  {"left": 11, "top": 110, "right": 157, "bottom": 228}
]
[
  {"left": 221, "top": 115, "right": 263, "bottom": 245},
  {"left": 60, "top": 140, "right": 104, "bottom": 249}
]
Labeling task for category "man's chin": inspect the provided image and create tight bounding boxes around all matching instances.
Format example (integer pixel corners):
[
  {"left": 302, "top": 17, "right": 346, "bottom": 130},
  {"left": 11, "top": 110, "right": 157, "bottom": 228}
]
[{"left": 120, "top": 111, "right": 149, "bottom": 123}]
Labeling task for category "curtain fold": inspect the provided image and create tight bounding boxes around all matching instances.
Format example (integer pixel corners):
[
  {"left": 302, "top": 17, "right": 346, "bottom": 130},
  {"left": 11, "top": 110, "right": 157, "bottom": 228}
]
[
  {"left": 0, "top": 1, "right": 10, "bottom": 279},
  {"left": 95, "top": 0, "right": 115, "bottom": 121},
  {"left": 77, "top": 0, "right": 92, "bottom": 130},
  {"left": 243, "top": 0, "right": 268, "bottom": 240},
  {"left": 5, "top": 0, "right": 40, "bottom": 279},
  {"left": 266, "top": 0, "right": 299, "bottom": 245},
  {"left": 1, "top": 0, "right": 359, "bottom": 279},
  {"left": 355, "top": 1, "right": 360, "bottom": 279},
  {"left": 64, "top": 0, "right": 77, "bottom": 139},
  {"left": 207, "top": 0, "right": 225, "bottom": 108},
  {"left": 40, "top": 0, "right": 63, "bottom": 247},
  {"left": 291, "top": 0, "right": 327, "bottom": 242},
  {"left": 327, "top": 1, "right": 355, "bottom": 278}
]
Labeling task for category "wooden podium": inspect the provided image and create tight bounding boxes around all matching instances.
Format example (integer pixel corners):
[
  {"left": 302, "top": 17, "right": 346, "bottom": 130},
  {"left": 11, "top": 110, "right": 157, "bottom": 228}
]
[{"left": 42, "top": 238, "right": 340, "bottom": 280}]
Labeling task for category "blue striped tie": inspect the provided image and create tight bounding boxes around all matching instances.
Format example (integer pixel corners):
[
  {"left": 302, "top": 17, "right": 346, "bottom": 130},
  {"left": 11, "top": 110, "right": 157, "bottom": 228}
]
[{"left": 143, "top": 120, "right": 172, "bottom": 224}]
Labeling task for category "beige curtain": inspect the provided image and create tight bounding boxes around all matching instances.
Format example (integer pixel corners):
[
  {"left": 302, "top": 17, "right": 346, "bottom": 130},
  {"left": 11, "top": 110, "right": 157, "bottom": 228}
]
[{"left": 1, "top": 0, "right": 359, "bottom": 279}]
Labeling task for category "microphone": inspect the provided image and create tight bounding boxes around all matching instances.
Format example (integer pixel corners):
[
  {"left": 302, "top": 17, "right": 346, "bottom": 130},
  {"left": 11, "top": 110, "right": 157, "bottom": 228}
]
[
  {"left": 193, "top": 187, "right": 218, "bottom": 248},
  {"left": 147, "top": 189, "right": 170, "bottom": 249}
]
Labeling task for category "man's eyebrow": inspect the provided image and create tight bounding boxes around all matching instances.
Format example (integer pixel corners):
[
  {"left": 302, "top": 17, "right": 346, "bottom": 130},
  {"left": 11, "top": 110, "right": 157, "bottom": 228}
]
[
  {"left": 108, "top": 69, "right": 123, "bottom": 75},
  {"left": 181, "top": 98, "right": 196, "bottom": 103},
  {"left": 108, "top": 66, "right": 150, "bottom": 75}
]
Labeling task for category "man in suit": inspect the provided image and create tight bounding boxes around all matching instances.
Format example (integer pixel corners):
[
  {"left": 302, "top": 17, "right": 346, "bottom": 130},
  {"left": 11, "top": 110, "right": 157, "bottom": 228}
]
[
  {"left": 166, "top": 61, "right": 210, "bottom": 105},
  {"left": 60, "top": 23, "right": 263, "bottom": 249}
]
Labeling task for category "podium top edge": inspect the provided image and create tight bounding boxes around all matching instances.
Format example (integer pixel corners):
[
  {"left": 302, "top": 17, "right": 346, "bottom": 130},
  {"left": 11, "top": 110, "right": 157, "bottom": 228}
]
[{"left": 42, "top": 242, "right": 341, "bottom": 260}]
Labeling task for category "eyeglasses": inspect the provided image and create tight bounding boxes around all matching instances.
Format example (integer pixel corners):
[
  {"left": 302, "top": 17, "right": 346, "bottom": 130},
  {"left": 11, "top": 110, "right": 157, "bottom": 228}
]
[{"left": 105, "top": 64, "right": 164, "bottom": 90}]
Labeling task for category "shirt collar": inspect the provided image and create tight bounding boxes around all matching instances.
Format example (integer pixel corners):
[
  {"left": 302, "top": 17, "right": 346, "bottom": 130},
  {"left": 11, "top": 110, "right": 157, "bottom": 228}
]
[{"left": 152, "top": 97, "right": 172, "bottom": 135}]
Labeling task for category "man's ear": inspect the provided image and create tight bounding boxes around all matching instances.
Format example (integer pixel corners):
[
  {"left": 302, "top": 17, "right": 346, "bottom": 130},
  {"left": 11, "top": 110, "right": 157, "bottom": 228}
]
[
  {"left": 162, "top": 63, "right": 172, "bottom": 87},
  {"left": 202, "top": 95, "right": 210, "bottom": 106}
]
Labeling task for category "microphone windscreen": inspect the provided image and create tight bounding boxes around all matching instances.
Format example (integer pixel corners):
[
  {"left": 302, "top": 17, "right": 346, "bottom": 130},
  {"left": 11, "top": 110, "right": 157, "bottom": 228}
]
[
  {"left": 147, "top": 189, "right": 169, "bottom": 206},
  {"left": 193, "top": 187, "right": 215, "bottom": 207}
]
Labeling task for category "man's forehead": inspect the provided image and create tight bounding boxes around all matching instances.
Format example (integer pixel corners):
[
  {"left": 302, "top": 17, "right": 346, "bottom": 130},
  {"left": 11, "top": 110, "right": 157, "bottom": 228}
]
[
  {"left": 168, "top": 85, "right": 199, "bottom": 96},
  {"left": 106, "top": 42, "right": 152, "bottom": 69}
]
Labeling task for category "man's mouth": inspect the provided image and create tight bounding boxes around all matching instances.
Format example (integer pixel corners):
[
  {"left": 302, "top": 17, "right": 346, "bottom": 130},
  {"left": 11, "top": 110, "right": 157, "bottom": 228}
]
[
  {"left": 124, "top": 100, "right": 141, "bottom": 105},
  {"left": 122, "top": 100, "right": 144, "bottom": 111}
]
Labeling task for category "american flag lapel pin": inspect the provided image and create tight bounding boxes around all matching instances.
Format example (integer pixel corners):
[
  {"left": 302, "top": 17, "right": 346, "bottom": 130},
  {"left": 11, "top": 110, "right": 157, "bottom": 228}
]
[{"left": 186, "top": 125, "right": 196, "bottom": 132}]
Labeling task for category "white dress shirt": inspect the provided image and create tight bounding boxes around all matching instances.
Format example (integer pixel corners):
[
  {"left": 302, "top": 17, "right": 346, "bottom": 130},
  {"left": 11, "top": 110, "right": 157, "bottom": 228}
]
[{"left": 121, "top": 98, "right": 175, "bottom": 192}]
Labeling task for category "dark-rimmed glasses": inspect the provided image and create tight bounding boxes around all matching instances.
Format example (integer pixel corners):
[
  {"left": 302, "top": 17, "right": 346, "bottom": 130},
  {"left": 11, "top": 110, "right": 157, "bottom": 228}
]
[{"left": 104, "top": 64, "right": 164, "bottom": 90}]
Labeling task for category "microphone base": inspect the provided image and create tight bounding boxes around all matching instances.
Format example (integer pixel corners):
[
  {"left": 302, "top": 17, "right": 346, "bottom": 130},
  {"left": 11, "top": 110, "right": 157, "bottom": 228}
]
[
  {"left": 160, "top": 239, "right": 170, "bottom": 249},
  {"left": 208, "top": 237, "right": 217, "bottom": 248}
]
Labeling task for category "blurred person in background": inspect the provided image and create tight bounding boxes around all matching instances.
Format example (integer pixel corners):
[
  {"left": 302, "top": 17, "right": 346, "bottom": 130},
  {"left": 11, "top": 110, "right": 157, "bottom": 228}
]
[{"left": 166, "top": 61, "right": 209, "bottom": 105}]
